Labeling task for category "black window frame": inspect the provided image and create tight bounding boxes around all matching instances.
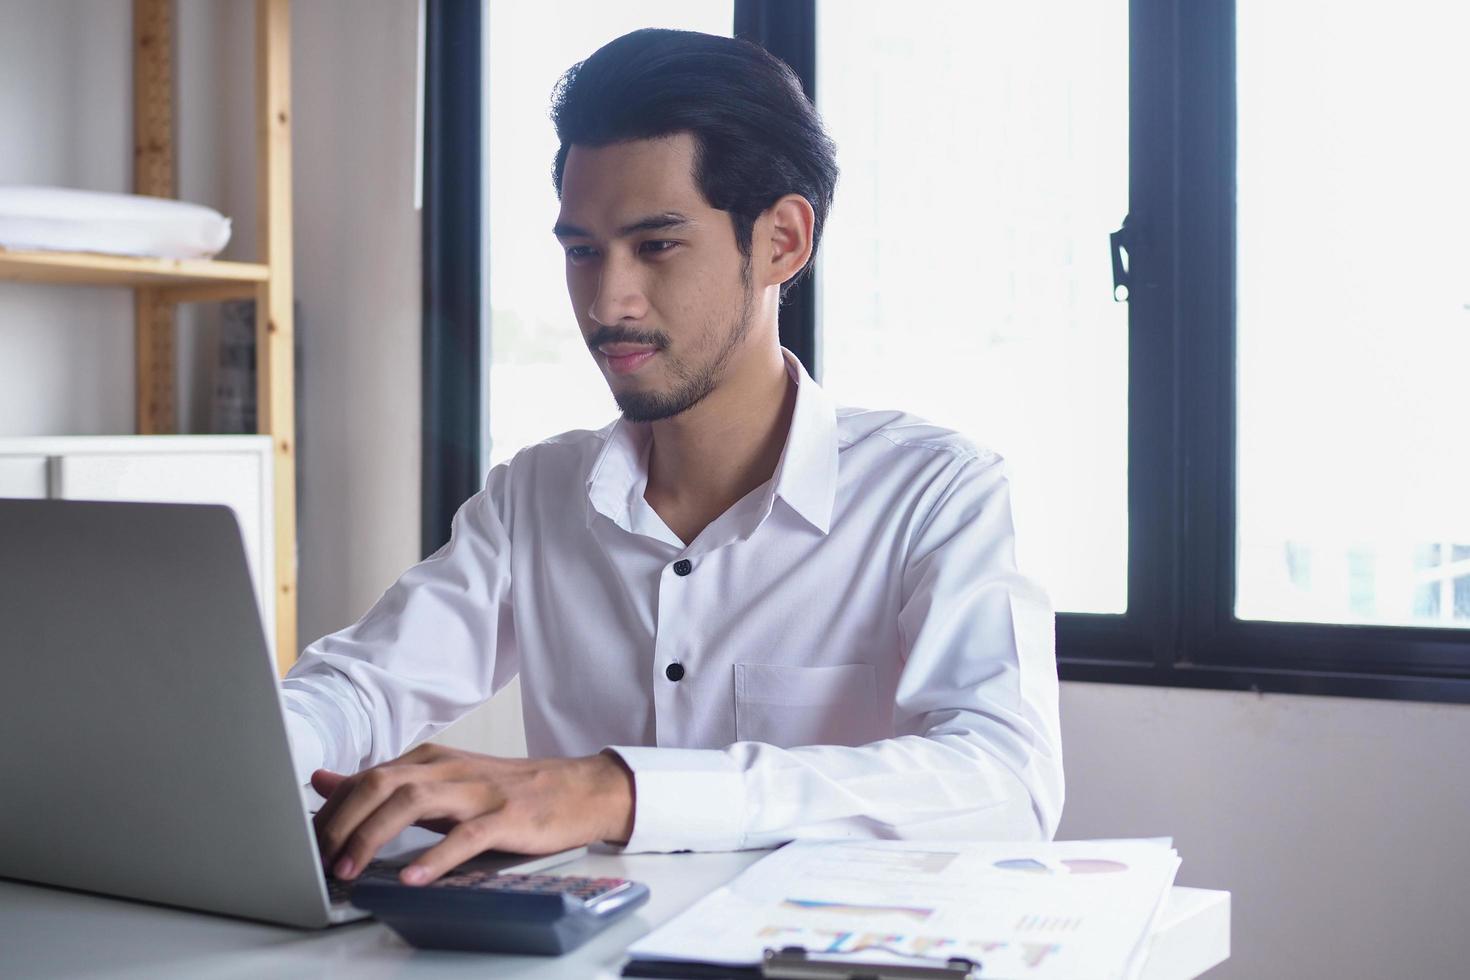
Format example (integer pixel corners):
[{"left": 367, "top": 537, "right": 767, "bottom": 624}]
[
  {"left": 1161, "top": 0, "right": 1470, "bottom": 702},
  {"left": 425, "top": 0, "right": 1470, "bottom": 703},
  {"left": 421, "top": 0, "right": 483, "bottom": 557}
]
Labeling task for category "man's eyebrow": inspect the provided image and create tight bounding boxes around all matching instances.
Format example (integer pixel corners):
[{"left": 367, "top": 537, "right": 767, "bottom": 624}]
[{"left": 552, "top": 212, "right": 693, "bottom": 240}]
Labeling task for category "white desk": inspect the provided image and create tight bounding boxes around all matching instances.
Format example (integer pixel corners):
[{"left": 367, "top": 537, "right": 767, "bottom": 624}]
[{"left": 1, "top": 848, "right": 1229, "bottom": 979}]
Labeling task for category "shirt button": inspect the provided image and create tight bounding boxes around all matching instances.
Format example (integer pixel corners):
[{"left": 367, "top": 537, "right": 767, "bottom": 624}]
[
  {"left": 673, "top": 559, "right": 693, "bottom": 576},
  {"left": 665, "top": 662, "right": 685, "bottom": 682}
]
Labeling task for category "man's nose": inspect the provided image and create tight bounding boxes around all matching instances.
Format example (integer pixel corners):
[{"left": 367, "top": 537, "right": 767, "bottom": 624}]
[{"left": 588, "top": 254, "right": 649, "bottom": 325}]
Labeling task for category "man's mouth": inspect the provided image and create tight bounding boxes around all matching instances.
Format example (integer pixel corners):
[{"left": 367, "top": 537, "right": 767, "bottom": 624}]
[{"left": 598, "top": 344, "right": 660, "bottom": 375}]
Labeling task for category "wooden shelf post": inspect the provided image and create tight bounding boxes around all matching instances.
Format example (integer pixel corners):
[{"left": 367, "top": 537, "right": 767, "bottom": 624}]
[
  {"left": 133, "top": 0, "right": 177, "bottom": 434},
  {"left": 257, "top": 0, "right": 298, "bottom": 673}
]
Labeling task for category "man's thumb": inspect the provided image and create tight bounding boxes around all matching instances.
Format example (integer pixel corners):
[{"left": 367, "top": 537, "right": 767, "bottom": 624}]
[{"left": 311, "top": 768, "right": 347, "bottom": 795}]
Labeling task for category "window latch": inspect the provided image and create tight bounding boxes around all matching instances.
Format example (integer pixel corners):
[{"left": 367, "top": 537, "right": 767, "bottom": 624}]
[{"left": 1110, "top": 214, "right": 1132, "bottom": 302}]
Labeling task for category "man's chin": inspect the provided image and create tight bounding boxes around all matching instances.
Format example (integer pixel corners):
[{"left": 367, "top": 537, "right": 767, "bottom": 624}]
[
  {"left": 614, "top": 389, "right": 698, "bottom": 424},
  {"left": 616, "top": 401, "right": 679, "bottom": 424}
]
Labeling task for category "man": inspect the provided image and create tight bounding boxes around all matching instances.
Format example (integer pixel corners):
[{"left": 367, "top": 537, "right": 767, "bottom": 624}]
[{"left": 283, "top": 28, "right": 1062, "bottom": 889}]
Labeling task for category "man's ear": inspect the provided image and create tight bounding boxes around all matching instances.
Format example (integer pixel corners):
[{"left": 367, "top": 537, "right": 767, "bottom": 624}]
[{"left": 762, "top": 194, "right": 816, "bottom": 289}]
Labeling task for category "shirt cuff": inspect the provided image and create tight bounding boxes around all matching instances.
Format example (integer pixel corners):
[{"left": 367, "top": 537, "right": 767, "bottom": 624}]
[
  {"left": 282, "top": 701, "right": 328, "bottom": 787},
  {"left": 605, "top": 746, "right": 748, "bottom": 853}
]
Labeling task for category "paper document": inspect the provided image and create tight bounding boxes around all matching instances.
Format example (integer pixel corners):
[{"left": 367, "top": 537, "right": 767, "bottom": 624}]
[{"left": 627, "top": 838, "right": 1180, "bottom": 979}]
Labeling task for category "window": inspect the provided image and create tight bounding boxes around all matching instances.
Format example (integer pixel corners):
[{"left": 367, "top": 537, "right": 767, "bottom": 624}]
[
  {"left": 816, "top": 0, "right": 1129, "bottom": 616},
  {"left": 1233, "top": 0, "right": 1470, "bottom": 632},
  {"left": 427, "top": 0, "right": 1470, "bottom": 701}
]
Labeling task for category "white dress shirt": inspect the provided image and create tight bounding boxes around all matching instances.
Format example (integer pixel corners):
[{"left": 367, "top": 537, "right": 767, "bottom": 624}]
[{"left": 281, "top": 347, "right": 1063, "bottom": 853}]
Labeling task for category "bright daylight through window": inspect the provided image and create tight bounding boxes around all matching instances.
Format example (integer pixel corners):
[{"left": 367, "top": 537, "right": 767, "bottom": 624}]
[
  {"left": 816, "top": 0, "right": 1129, "bottom": 615},
  {"left": 1234, "top": 0, "right": 1470, "bottom": 629}
]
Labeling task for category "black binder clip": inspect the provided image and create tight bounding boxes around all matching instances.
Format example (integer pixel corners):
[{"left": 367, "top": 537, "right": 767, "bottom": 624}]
[{"left": 761, "top": 946, "right": 983, "bottom": 979}]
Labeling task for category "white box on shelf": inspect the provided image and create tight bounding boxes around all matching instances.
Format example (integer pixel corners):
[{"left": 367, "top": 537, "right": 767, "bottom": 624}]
[{"left": 0, "top": 455, "right": 48, "bottom": 498}]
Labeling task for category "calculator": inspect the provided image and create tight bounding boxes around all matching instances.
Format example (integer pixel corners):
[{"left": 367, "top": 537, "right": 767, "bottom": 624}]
[{"left": 348, "top": 868, "right": 651, "bottom": 955}]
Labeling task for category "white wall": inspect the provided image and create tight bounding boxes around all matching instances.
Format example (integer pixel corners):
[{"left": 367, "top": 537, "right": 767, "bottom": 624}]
[
  {"left": 1059, "top": 682, "right": 1470, "bottom": 979},
  {"left": 0, "top": 0, "right": 134, "bottom": 435},
  {"left": 288, "top": 0, "right": 422, "bottom": 646}
]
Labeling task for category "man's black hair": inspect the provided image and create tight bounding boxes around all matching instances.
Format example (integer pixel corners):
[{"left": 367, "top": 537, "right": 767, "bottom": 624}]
[{"left": 550, "top": 28, "right": 839, "bottom": 294}]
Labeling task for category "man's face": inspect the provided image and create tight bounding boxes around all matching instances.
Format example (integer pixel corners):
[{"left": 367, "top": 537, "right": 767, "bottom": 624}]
[{"left": 554, "top": 133, "right": 756, "bottom": 423}]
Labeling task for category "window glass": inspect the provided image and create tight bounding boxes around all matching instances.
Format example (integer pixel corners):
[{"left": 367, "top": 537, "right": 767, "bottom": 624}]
[
  {"left": 816, "top": 1, "right": 1129, "bottom": 613},
  {"left": 1235, "top": 1, "right": 1470, "bottom": 627}
]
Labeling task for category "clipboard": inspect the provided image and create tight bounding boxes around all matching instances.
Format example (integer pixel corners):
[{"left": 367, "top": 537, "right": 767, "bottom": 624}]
[{"left": 622, "top": 945, "right": 982, "bottom": 979}]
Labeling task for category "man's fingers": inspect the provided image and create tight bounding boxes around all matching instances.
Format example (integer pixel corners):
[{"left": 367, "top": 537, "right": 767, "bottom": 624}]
[
  {"left": 310, "top": 769, "right": 347, "bottom": 801},
  {"left": 312, "top": 753, "right": 472, "bottom": 868},
  {"left": 398, "top": 815, "right": 503, "bottom": 885},
  {"left": 413, "top": 816, "right": 459, "bottom": 835},
  {"left": 335, "top": 782, "right": 466, "bottom": 880},
  {"left": 310, "top": 769, "right": 355, "bottom": 841},
  {"left": 316, "top": 766, "right": 412, "bottom": 870},
  {"left": 310, "top": 752, "right": 614, "bottom": 886},
  {"left": 397, "top": 742, "right": 451, "bottom": 765}
]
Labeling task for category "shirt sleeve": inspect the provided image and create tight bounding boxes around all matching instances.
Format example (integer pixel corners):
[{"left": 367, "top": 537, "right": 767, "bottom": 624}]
[
  {"left": 608, "top": 452, "right": 1064, "bottom": 853},
  {"left": 279, "top": 462, "right": 520, "bottom": 779}
]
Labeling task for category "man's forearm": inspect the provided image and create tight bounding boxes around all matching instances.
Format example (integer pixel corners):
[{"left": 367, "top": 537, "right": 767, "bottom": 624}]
[
  {"left": 282, "top": 705, "right": 328, "bottom": 785},
  {"left": 608, "top": 726, "right": 1061, "bottom": 854}
]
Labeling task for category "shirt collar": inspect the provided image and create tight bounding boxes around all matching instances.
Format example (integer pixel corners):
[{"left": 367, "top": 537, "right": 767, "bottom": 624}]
[
  {"left": 768, "top": 347, "right": 839, "bottom": 534},
  {"left": 585, "top": 346, "right": 839, "bottom": 539}
]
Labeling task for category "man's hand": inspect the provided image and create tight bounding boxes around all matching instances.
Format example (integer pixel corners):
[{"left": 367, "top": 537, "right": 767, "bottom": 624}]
[{"left": 311, "top": 743, "right": 635, "bottom": 886}]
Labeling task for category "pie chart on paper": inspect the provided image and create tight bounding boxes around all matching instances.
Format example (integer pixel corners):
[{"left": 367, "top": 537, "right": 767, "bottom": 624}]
[{"left": 993, "top": 858, "right": 1051, "bottom": 874}]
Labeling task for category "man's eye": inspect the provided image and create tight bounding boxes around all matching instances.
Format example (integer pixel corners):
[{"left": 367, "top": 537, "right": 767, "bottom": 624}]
[
  {"left": 640, "top": 240, "right": 679, "bottom": 255},
  {"left": 565, "top": 246, "right": 596, "bottom": 262}
]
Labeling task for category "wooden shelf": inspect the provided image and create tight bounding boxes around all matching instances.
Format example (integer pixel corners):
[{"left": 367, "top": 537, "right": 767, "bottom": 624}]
[
  {"left": 9, "top": 0, "right": 298, "bottom": 671},
  {"left": 0, "top": 247, "right": 268, "bottom": 301}
]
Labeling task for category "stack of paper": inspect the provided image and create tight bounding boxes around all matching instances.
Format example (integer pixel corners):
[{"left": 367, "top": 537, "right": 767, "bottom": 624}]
[{"left": 625, "top": 838, "right": 1181, "bottom": 979}]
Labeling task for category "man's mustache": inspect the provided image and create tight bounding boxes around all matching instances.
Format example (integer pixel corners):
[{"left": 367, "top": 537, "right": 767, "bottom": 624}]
[{"left": 590, "top": 326, "right": 673, "bottom": 352}]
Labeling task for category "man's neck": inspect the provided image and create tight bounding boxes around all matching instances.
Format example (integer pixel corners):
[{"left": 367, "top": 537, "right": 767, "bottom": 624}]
[{"left": 643, "top": 343, "right": 797, "bottom": 542}]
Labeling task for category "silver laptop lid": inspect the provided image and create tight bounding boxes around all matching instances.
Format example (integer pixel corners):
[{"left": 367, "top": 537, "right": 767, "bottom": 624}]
[{"left": 0, "top": 499, "right": 335, "bottom": 927}]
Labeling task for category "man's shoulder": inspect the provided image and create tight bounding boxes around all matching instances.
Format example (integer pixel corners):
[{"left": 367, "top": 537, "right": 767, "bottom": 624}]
[
  {"left": 499, "top": 420, "right": 617, "bottom": 472},
  {"left": 478, "top": 423, "right": 616, "bottom": 511},
  {"left": 834, "top": 403, "right": 1001, "bottom": 473}
]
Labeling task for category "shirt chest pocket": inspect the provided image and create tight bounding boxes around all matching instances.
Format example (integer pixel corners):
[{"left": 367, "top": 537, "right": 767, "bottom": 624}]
[{"left": 733, "top": 663, "right": 880, "bottom": 749}]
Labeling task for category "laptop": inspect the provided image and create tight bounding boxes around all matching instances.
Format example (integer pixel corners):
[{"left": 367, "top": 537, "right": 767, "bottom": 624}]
[{"left": 0, "top": 498, "right": 582, "bottom": 928}]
